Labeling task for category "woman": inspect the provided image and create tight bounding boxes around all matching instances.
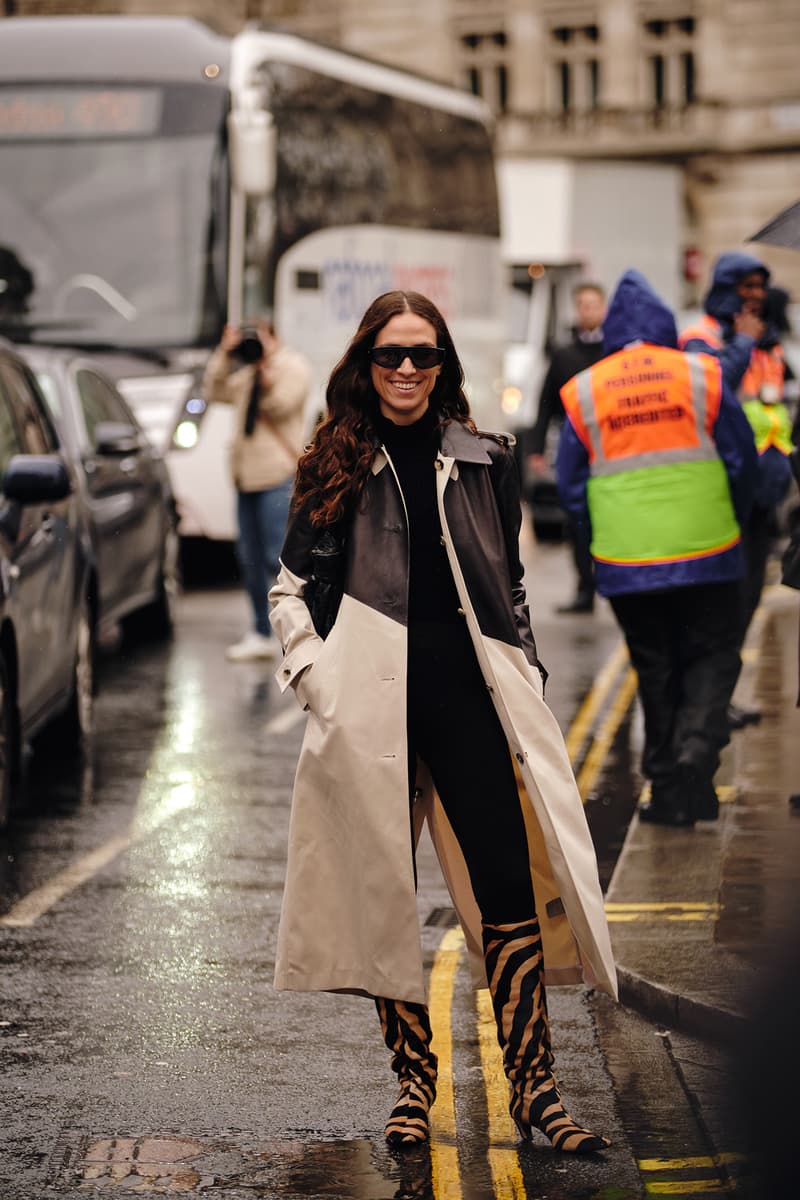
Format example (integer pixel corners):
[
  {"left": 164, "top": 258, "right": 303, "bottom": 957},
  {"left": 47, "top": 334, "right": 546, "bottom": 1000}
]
[{"left": 269, "top": 291, "right": 616, "bottom": 1153}]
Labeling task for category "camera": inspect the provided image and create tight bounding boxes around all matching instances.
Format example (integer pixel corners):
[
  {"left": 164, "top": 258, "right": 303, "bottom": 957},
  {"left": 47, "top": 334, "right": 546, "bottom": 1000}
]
[{"left": 232, "top": 327, "right": 264, "bottom": 365}]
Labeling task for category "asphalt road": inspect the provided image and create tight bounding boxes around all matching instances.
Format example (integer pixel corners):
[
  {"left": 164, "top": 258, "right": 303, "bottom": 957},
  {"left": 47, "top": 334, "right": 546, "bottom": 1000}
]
[{"left": 0, "top": 536, "right": 753, "bottom": 1199}]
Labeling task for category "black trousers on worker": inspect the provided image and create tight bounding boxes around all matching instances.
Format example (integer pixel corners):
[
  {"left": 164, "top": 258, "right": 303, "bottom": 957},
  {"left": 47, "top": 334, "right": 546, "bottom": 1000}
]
[
  {"left": 610, "top": 581, "right": 743, "bottom": 786},
  {"left": 406, "top": 621, "right": 535, "bottom": 925}
]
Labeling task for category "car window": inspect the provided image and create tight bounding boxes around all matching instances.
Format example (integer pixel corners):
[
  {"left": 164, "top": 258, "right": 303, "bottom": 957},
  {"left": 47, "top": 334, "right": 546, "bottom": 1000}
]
[
  {"left": 35, "top": 370, "right": 64, "bottom": 423},
  {"left": 0, "top": 382, "right": 27, "bottom": 490},
  {"left": 76, "top": 370, "right": 132, "bottom": 447},
  {"left": 0, "top": 362, "right": 58, "bottom": 455}
]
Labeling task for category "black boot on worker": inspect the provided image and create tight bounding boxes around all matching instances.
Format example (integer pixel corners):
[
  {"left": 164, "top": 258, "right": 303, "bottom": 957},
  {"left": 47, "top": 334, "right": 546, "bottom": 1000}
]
[
  {"left": 638, "top": 777, "right": 695, "bottom": 827},
  {"left": 482, "top": 918, "right": 610, "bottom": 1154},
  {"left": 376, "top": 996, "right": 438, "bottom": 1146}
]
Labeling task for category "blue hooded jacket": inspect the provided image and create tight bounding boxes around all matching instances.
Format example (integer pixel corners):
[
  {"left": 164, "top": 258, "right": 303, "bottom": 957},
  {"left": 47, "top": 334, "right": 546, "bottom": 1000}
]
[
  {"left": 556, "top": 270, "right": 757, "bottom": 597},
  {"left": 681, "top": 251, "right": 771, "bottom": 389}
]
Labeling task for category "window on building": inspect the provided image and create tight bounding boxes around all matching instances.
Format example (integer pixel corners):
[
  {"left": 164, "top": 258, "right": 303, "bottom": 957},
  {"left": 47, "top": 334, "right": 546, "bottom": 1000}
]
[
  {"left": 642, "top": 13, "right": 698, "bottom": 108},
  {"left": 548, "top": 21, "right": 602, "bottom": 114},
  {"left": 459, "top": 30, "right": 510, "bottom": 113}
]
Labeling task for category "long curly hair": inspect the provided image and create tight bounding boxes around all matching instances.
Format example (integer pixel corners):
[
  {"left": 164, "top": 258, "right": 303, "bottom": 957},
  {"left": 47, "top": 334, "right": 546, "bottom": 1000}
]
[{"left": 293, "top": 290, "right": 473, "bottom": 528}]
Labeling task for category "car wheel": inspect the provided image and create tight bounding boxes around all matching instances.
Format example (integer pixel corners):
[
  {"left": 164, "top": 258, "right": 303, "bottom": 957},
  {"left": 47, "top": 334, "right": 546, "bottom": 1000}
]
[
  {"left": 0, "top": 648, "right": 17, "bottom": 828},
  {"left": 125, "top": 523, "right": 180, "bottom": 642},
  {"left": 45, "top": 597, "right": 95, "bottom": 756}
]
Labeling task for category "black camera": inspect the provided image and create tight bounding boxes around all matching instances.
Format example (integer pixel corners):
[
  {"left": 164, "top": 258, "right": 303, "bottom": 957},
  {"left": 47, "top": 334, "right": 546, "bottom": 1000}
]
[{"left": 232, "top": 327, "right": 264, "bottom": 364}]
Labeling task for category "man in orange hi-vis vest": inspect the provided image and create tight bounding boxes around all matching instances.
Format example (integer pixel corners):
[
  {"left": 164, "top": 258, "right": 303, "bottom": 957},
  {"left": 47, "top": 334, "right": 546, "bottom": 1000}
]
[
  {"left": 681, "top": 255, "right": 794, "bottom": 730},
  {"left": 557, "top": 271, "right": 757, "bottom": 828}
]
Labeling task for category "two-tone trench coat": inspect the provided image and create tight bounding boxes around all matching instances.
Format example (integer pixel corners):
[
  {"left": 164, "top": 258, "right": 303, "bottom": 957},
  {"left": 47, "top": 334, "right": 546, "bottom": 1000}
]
[{"left": 268, "top": 418, "right": 617, "bottom": 1006}]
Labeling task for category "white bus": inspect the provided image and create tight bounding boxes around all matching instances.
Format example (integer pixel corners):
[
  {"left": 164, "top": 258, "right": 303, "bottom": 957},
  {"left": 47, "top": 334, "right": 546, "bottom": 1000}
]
[{"left": 0, "top": 16, "right": 503, "bottom": 541}]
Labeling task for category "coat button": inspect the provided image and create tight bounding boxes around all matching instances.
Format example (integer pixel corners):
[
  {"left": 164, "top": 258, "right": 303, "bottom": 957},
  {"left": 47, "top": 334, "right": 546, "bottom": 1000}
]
[
  {"left": 515, "top": 752, "right": 524, "bottom": 764},
  {"left": 457, "top": 607, "right": 465, "bottom": 616},
  {"left": 434, "top": 460, "right": 443, "bottom": 470},
  {"left": 440, "top": 536, "right": 446, "bottom": 546},
  {"left": 283, "top": 668, "right": 291, "bottom": 676}
]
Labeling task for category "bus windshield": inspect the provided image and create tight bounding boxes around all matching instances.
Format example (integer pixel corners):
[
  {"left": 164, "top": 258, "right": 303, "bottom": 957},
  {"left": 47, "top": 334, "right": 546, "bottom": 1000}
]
[{"left": 0, "top": 84, "right": 228, "bottom": 348}]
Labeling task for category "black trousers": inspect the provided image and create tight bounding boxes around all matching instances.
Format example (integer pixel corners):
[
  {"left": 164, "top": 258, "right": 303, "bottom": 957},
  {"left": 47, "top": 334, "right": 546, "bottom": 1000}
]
[
  {"left": 610, "top": 581, "right": 743, "bottom": 785},
  {"left": 407, "top": 622, "right": 535, "bottom": 925}
]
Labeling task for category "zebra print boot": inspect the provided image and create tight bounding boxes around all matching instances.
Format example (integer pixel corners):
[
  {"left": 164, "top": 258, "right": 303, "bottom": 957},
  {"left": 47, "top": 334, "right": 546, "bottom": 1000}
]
[
  {"left": 482, "top": 918, "right": 610, "bottom": 1154},
  {"left": 376, "top": 996, "right": 438, "bottom": 1145}
]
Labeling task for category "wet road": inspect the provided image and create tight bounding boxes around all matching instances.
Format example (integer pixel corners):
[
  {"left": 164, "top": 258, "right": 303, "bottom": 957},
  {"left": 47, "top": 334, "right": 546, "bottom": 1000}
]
[{"left": 0, "top": 536, "right": 748, "bottom": 1198}]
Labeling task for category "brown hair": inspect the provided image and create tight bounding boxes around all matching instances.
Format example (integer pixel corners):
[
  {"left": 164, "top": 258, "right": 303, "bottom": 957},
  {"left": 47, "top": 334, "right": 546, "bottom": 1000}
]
[{"left": 293, "top": 290, "right": 473, "bottom": 527}]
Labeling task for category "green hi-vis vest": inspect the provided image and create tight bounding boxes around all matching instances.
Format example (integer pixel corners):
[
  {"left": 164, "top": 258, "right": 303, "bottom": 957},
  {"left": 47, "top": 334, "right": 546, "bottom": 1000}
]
[
  {"left": 560, "top": 345, "right": 741, "bottom": 567},
  {"left": 742, "top": 399, "right": 793, "bottom": 456}
]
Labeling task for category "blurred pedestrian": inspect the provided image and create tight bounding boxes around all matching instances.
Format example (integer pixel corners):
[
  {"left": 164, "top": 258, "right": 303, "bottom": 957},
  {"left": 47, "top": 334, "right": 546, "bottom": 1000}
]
[
  {"left": 527, "top": 282, "right": 607, "bottom": 612},
  {"left": 679, "top": 251, "right": 768, "bottom": 390},
  {"left": 204, "top": 320, "right": 310, "bottom": 661},
  {"left": 269, "top": 290, "right": 616, "bottom": 1151},
  {"left": 557, "top": 271, "right": 757, "bottom": 826},
  {"left": 682, "top": 260, "right": 794, "bottom": 728}
]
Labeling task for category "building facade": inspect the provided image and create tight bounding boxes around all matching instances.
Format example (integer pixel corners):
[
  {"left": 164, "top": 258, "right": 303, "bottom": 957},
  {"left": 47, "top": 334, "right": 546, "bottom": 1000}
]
[{"left": 5, "top": 0, "right": 800, "bottom": 299}]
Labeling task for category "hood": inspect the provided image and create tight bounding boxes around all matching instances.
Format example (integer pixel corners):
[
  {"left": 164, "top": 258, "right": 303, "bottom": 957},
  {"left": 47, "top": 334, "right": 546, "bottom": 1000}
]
[
  {"left": 602, "top": 270, "right": 678, "bottom": 354},
  {"left": 704, "top": 252, "right": 770, "bottom": 321}
]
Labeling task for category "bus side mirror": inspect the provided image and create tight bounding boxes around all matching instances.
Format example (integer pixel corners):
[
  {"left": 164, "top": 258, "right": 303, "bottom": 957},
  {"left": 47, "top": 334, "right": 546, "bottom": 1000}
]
[{"left": 228, "top": 101, "right": 276, "bottom": 197}]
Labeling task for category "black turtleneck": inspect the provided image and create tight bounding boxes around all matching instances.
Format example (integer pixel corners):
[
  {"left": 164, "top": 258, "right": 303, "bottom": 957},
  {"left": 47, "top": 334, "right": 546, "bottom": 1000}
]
[{"left": 375, "top": 405, "right": 463, "bottom": 624}]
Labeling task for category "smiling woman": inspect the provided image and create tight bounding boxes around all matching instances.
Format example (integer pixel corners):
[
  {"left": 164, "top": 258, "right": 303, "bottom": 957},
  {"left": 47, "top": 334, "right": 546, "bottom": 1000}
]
[
  {"left": 268, "top": 289, "right": 616, "bottom": 1153},
  {"left": 368, "top": 312, "right": 444, "bottom": 425}
]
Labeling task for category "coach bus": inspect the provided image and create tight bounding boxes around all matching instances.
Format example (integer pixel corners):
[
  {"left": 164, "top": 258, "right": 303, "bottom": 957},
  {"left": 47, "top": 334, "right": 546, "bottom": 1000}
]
[{"left": 0, "top": 16, "right": 503, "bottom": 541}]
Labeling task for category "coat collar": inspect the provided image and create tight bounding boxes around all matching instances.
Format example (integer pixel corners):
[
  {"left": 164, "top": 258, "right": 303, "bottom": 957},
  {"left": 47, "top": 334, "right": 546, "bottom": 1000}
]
[
  {"left": 369, "top": 415, "right": 492, "bottom": 471},
  {"left": 439, "top": 419, "right": 492, "bottom": 464}
]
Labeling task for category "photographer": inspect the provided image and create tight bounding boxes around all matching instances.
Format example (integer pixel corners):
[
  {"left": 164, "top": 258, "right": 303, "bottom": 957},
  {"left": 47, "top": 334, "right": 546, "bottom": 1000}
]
[{"left": 204, "top": 320, "right": 311, "bottom": 660}]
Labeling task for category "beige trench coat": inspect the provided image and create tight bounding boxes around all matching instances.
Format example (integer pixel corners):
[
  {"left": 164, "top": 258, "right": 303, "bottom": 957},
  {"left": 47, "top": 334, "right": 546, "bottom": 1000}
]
[{"left": 269, "top": 422, "right": 617, "bottom": 1005}]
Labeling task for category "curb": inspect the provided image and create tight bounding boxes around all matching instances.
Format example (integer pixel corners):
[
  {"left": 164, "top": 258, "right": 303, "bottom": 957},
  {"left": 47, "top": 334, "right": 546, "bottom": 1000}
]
[{"left": 616, "top": 965, "right": 748, "bottom": 1044}]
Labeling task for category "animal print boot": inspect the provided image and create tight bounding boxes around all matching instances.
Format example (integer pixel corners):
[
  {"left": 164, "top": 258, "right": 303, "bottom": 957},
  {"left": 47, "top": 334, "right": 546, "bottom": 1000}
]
[
  {"left": 375, "top": 997, "right": 438, "bottom": 1145},
  {"left": 482, "top": 917, "right": 610, "bottom": 1153}
]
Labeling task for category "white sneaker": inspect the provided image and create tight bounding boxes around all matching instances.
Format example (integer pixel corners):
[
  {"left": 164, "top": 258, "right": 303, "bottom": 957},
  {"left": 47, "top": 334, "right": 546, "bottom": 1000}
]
[{"left": 225, "top": 632, "right": 278, "bottom": 661}]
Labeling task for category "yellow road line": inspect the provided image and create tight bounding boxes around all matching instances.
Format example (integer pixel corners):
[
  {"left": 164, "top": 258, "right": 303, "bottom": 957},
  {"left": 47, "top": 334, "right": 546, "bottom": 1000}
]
[
  {"left": 639, "top": 1155, "right": 746, "bottom": 1170},
  {"left": 605, "top": 901, "right": 720, "bottom": 924},
  {"left": 576, "top": 667, "right": 640, "bottom": 799},
  {"left": 0, "top": 778, "right": 197, "bottom": 928},
  {"left": 428, "top": 926, "right": 464, "bottom": 1200},
  {"left": 475, "top": 989, "right": 526, "bottom": 1198},
  {"left": 644, "top": 1183, "right": 730, "bottom": 1195},
  {"left": 564, "top": 639, "right": 629, "bottom": 763}
]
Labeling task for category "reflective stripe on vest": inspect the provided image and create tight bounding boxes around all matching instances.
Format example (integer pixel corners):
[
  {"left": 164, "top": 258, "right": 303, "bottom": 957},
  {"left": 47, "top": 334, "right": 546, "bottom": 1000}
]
[
  {"left": 678, "top": 313, "right": 722, "bottom": 350},
  {"left": 742, "top": 399, "right": 793, "bottom": 455},
  {"left": 561, "top": 344, "right": 740, "bottom": 566},
  {"left": 564, "top": 345, "right": 720, "bottom": 477},
  {"left": 740, "top": 344, "right": 785, "bottom": 401}
]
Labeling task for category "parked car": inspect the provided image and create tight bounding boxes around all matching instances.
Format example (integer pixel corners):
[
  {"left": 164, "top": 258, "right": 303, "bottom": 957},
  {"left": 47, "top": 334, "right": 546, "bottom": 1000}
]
[
  {"left": 0, "top": 340, "right": 95, "bottom": 825},
  {"left": 17, "top": 346, "right": 179, "bottom": 643}
]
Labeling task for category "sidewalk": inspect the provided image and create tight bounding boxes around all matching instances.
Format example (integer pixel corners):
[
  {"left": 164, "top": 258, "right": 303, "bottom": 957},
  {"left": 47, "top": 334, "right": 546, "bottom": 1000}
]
[{"left": 605, "top": 582, "right": 800, "bottom": 1042}]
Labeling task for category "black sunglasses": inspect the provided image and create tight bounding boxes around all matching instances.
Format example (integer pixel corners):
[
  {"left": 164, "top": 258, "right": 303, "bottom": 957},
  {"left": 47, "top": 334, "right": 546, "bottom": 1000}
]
[{"left": 368, "top": 345, "right": 446, "bottom": 370}]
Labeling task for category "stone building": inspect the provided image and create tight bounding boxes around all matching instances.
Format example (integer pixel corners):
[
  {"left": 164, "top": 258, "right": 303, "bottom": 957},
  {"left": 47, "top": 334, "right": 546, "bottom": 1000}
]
[{"left": 4, "top": 0, "right": 800, "bottom": 299}]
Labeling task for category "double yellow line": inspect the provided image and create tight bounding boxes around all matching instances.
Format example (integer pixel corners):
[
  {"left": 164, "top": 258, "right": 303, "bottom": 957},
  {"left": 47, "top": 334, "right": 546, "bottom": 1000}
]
[{"left": 427, "top": 638, "right": 638, "bottom": 1196}]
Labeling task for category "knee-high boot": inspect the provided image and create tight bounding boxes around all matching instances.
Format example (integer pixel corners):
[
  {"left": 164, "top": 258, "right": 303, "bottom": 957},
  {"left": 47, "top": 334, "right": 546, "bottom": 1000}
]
[
  {"left": 482, "top": 917, "right": 610, "bottom": 1153},
  {"left": 375, "top": 996, "right": 438, "bottom": 1145}
]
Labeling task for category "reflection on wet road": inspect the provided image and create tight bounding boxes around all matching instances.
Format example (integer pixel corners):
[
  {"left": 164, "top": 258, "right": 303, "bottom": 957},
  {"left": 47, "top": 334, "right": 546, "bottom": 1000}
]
[{"left": 0, "top": 543, "right": 653, "bottom": 1199}]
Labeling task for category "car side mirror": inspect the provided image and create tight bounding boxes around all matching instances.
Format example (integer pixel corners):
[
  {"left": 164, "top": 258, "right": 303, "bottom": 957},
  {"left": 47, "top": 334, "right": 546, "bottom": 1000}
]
[
  {"left": 3, "top": 455, "right": 73, "bottom": 504},
  {"left": 93, "top": 422, "right": 140, "bottom": 456}
]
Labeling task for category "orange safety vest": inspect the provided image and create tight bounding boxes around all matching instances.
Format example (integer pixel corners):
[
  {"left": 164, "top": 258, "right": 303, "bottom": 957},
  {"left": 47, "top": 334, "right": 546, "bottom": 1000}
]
[
  {"left": 740, "top": 344, "right": 785, "bottom": 401},
  {"left": 678, "top": 313, "right": 722, "bottom": 351},
  {"left": 561, "top": 344, "right": 740, "bottom": 567}
]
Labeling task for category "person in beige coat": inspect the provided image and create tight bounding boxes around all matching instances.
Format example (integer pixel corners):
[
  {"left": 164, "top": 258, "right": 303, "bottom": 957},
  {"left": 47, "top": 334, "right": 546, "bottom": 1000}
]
[
  {"left": 269, "top": 291, "right": 616, "bottom": 1153},
  {"left": 204, "top": 320, "right": 310, "bottom": 660}
]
